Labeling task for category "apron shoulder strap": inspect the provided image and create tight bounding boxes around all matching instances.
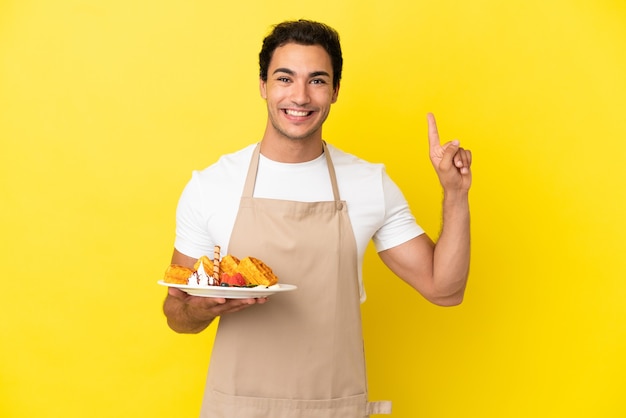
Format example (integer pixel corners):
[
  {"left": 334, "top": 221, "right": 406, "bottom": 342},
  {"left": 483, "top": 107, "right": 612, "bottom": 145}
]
[
  {"left": 242, "top": 144, "right": 261, "bottom": 198},
  {"left": 322, "top": 141, "right": 341, "bottom": 203}
]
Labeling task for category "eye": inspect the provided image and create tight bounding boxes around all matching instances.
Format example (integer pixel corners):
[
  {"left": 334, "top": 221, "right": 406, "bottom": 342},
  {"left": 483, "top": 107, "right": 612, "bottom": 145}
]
[
  {"left": 310, "top": 79, "right": 326, "bottom": 85},
  {"left": 277, "top": 76, "right": 291, "bottom": 83}
]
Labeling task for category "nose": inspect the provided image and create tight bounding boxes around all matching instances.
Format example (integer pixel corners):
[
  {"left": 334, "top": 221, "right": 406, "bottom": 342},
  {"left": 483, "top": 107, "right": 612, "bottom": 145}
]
[{"left": 290, "top": 80, "right": 310, "bottom": 106}]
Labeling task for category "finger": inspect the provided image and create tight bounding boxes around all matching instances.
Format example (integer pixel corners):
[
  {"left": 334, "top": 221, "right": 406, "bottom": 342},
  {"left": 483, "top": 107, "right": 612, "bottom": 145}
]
[
  {"left": 256, "top": 297, "right": 269, "bottom": 304},
  {"left": 463, "top": 149, "right": 473, "bottom": 175},
  {"left": 189, "top": 296, "right": 226, "bottom": 312},
  {"left": 221, "top": 298, "right": 256, "bottom": 309},
  {"left": 218, "top": 298, "right": 260, "bottom": 314},
  {"left": 168, "top": 287, "right": 188, "bottom": 298},
  {"left": 456, "top": 148, "right": 472, "bottom": 174},
  {"left": 427, "top": 113, "right": 440, "bottom": 150},
  {"left": 441, "top": 140, "right": 460, "bottom": 169},
  {"left": 458, "top": 148, "right": 472, "bottom": 167},
  {"left": 453, "top": 146, "right": 466, "bottom": 168}
]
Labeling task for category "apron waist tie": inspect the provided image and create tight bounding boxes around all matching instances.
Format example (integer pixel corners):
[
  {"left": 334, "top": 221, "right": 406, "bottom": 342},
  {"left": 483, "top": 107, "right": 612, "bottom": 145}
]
[{"left": 367, "top": 401, "right": 392, "bottom": 415}]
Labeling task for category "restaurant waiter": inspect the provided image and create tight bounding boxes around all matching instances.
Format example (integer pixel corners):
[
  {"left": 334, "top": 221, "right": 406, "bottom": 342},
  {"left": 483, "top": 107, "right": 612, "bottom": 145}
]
[{"left": 163, "top": 19, "right": 472, "bottom": 418}]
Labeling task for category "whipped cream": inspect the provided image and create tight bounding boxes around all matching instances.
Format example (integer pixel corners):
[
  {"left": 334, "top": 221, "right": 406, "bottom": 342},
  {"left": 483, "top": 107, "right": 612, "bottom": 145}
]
[
  {"left": 196, "top": 260, "right": 212, "bottom": 286},
  {"left": 187, "top": 271, "right": 198, "bottom": 287}
]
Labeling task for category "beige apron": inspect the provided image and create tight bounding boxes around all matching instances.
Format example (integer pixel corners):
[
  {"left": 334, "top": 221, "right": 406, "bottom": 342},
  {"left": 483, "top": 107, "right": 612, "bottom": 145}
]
[{"left": 200, "top": 143, "right": 391, "bottom": 417}]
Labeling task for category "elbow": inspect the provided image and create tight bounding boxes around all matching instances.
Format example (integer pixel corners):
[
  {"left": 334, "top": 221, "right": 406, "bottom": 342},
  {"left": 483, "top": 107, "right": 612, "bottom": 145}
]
[
  {"left": 166, "top": 318, "right": 188, "bottom": 334},
  {"left": 164, "top": 308, "right": 213, "bottom": 334},
  {"left": 431, "top": 293, "right": 464, "bottom": 307},
  {"left": 165, "top": 315, "right": 210, "bottom": 334},
  {"left": 425, "top": 285, "right": 466, "bottom": 307},
  {"left": 163, "top": 297, "right": 207, "bottom": 334}
]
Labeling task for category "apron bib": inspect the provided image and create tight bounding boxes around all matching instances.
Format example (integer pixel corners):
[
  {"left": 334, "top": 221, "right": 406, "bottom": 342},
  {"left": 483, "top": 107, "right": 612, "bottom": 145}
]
[{"left": 200, "top": 144, "right": 391, "bottom": 417}]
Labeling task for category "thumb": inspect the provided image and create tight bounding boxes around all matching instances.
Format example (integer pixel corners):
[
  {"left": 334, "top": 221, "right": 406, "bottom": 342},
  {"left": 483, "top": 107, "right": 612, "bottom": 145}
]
[{"left": 440, "top": 140, "right": 460, "bottom": 169}]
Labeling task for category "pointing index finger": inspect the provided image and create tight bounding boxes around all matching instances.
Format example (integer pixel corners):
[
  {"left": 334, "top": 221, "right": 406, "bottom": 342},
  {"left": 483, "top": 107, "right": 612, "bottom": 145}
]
[{"left": 427, "top": 112, "right": 440, "bottom": 149}]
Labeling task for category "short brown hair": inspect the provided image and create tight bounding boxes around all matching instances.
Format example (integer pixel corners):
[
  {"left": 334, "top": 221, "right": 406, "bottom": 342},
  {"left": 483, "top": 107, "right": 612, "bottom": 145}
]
[{"left": 259, "top": 20, "right": 343, "bottom": 90}]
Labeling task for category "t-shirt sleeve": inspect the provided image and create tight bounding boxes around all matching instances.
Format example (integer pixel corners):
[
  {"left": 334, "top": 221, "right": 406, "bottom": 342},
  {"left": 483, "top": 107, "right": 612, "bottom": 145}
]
[
  {"left": 372, "top": 170, "right": 424, "bottom": 252},
  {"left": 173, "top": 172, "right": 215, "bottom": 258}
]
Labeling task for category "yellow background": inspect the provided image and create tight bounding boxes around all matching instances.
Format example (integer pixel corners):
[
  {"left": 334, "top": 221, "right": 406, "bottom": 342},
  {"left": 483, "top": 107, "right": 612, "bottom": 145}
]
[{"left": 1, "top": 1, "right": 625, "bottom": 417}]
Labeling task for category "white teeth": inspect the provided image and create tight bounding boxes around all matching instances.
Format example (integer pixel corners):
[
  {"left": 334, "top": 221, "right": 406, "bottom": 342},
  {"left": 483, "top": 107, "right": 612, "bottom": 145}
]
[{"left": 285, "top": 109, "right": 310, "bottom": 117}]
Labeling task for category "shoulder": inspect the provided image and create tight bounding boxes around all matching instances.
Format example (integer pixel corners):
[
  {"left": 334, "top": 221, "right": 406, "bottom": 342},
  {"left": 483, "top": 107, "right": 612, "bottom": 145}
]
[
  {"left": 326, "top": 143, "right": 384, "bottom": 176},
  {"left": 193, "top": 144, "right": 256, "bottom": 183},
  {"left": 179, "top": 143, "right": 256, "bottom": 207},
  {"left": 326, "top": 144, "right": 387, "bottom": 198}
]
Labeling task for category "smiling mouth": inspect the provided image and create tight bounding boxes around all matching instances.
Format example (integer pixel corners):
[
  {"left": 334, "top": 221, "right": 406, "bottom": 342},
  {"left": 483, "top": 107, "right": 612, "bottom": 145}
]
[{"left": 284, "top": 109, "right": 313, "bottom": 117}]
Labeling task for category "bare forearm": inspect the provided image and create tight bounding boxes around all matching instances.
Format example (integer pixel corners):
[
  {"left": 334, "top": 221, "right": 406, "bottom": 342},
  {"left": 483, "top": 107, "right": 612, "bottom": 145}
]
[
  {"left": 163, "top": 287, "right": 266, "bottom": 333},
  {"left": 163, "top": 294, "right": 216, "bottom": 334},
  {"left": 432, "top": 191, "right": 471, "bottom": 303},
  {"left": 379, "top": 113, "right": 472, "bottom": 306}
]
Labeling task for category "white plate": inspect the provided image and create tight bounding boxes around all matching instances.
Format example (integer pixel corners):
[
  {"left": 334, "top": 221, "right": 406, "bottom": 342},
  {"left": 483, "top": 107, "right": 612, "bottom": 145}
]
[{"left": 158, "top": 281, "right": 297, "bottom": 298}]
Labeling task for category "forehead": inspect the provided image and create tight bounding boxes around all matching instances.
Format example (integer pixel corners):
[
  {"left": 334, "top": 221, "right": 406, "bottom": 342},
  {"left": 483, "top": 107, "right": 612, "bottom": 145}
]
[{"left": 269, "top": 43, "right": 332, "bottom": 73}]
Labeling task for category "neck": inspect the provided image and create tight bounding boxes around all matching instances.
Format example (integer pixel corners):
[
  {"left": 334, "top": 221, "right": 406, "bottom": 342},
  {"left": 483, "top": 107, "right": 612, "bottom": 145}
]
[{"left": 260, "top": 133, "right": 324, "bottom": 163}]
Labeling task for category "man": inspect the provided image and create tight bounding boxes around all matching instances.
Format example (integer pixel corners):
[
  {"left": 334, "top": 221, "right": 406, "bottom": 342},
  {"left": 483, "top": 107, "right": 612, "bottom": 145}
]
[{"left": 163, "top": 20, "right": 471, "bottom": 417}]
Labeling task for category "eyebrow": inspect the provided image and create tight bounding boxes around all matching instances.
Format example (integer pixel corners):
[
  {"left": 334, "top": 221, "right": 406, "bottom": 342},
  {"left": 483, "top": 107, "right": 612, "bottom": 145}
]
[{"left": 272, "top": 68, "right": 331, "bottom": 78}]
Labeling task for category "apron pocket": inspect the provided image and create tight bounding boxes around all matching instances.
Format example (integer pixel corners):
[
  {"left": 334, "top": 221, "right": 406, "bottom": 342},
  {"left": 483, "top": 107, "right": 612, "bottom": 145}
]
[{"left": 202, "top": 390, "right": 370, "bottom": 418}]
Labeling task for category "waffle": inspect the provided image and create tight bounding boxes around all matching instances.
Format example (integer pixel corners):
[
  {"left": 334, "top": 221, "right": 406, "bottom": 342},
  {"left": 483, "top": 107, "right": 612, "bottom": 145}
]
[
  {"left": 236, "top": 257, "right": 279, "bottom": 287},
  {"left": 193, "top": 254, "right": 239, "bottom": 275},
  {"left": 163, "top": 264, "right": 194, "bottom": 284},
  {"left": 194, "top": 256, "right": 214, "bottom": 274},
  {"left": 220, "top": 254, "right": 241, "bottom": 276}
]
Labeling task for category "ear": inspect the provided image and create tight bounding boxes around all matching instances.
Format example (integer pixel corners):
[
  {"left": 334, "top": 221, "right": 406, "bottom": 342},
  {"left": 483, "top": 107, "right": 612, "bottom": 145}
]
[
  {"left": 331, "top": 82, "right": 340, "bottom": 104},
  {"left": 259, "top": 78, "right": 267, "bottom": 99}
]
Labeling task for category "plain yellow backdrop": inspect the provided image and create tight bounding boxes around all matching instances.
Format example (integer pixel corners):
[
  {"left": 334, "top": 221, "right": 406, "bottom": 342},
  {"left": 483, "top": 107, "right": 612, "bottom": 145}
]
[{"left": 1, "top": 1, "right": 625, "bottom": 417}]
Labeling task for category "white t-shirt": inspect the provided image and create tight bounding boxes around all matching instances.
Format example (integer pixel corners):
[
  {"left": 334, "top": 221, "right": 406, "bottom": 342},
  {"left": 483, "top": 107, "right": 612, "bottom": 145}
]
[{"left": 175, "top": 143, "right": 424, "bottom": 301}]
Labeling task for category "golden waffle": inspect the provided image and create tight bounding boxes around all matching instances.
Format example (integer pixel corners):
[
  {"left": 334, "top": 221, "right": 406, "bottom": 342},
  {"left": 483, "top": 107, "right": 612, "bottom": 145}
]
[
  {"left": 194, "top": 254, "right": 239, "bottom": 275},
  {"left": 163, "top": 264, "right": 194, "bottom": 284},
  {"left": 220, "top": 254, "right": 240, "bottom": 276},
  {"left": 194, "top": 255, "right": 214, "bottom": 274},
  {"left": 236, "top": 257, "right": 279, "bottom": 286}
]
